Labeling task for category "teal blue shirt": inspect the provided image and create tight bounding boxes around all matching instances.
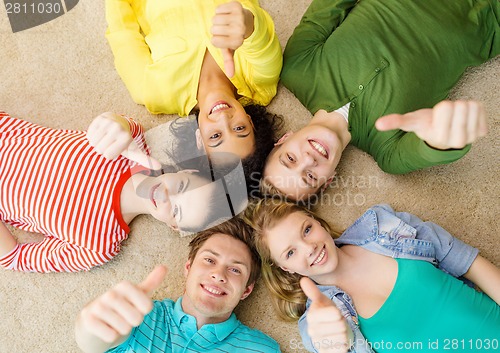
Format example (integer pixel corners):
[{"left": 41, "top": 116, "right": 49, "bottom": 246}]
[{"left": 107, "top": 297, "right": 280, "bottom": 353}]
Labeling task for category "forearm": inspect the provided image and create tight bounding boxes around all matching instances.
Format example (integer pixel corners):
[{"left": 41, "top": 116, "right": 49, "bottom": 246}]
[
  {"left": 464, "top": 255, "right": 500, "bottom": 305},
  {"left": 75, "top": 313, "right": 127, "bottom": 353},
  {"left": 0, "top": 221, "right": 17, "bottom": 258}
]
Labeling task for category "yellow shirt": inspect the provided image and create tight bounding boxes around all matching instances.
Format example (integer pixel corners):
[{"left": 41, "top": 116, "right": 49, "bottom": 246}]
[{"left": 105, "top": 0, "right": 282, "bottom": 116}]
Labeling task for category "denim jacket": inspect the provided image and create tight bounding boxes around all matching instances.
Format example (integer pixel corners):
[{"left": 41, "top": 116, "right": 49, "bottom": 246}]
[{"left": 298, "top": 204, "right": 479, "bottom": 353}]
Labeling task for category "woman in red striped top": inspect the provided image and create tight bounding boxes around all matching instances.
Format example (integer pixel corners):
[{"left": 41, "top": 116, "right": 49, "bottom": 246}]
[{"left": 0, "top": 112, "right": 245, "bottom": 273}]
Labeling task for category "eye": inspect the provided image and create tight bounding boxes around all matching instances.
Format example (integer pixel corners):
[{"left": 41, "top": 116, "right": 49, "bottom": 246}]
[
  {"left": 306, "top": 171, "right": 317, "bottom": 181},
  {"left": 229, "top": 268, "right": 241, "bottom": 274},
  {"left": 210, "top": 132, "right": 221, "bottom": 140},
  {"left": 172, "top": 205, "right": 179, "bottom": 219},
  {"left": 234, "top": 126, "right": 245, "bottom": 132},
  {"left": 177, "top": 180, "right": 184, "bottom": 193},
  {"left": 204, "top": 258, "right": 215, "bottom": 264},
  {"left": 286, "top": 249, "right": 295, "bottom": 259},
  {"left": 286, "top": 153, "right": 295, "bottom": 163},
  {"left": 304, "top": 225, "right": 312, "bottom": 236}
]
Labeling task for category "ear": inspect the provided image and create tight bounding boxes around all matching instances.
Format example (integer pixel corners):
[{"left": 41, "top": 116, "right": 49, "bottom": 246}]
[
  {"left": 184, "top": 260, "right": 191, "bottom": 277},
  {"left": 279, "top": 265, "right": 295, "bottom": 274},
  {"left": 240, "top": 282, "right": 255, "bottom": 300},
  {"left": 195, "top": 129, "right": 205, "bottom": 151},
  {"left": 274, "top": 131, "right": 294, "bottom": 146},
  {"left": 321, "top": 172, "right": 336, "bottom": 192}
]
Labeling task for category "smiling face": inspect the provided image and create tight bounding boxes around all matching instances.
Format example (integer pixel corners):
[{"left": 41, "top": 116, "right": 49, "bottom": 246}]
[
  {"left": 263, "top": 125, "right": 344, "bottom": 201},
  {"left": 265, "top": 211, "right": 339, "bottom": 284},
  {"left": 197, "top": 95, "right": 256, "bottom": 160},
  {"left": 135, "top": 171, "right": 218, "bottom": 231},
  {"left": 182, "top": 233, "right": 254, "bottom": 325}
]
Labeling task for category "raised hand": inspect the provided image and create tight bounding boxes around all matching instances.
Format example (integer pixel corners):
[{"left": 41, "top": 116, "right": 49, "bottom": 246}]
[
  {"left": 375, "top": 100, "right": 487, "bottom": 150},
  {"left": 76, "top": 265, "right": 168, "bottom": 349},
  {"left": 300, "top": 277, "right": 351, "bottom": 353},
  {"left": 211, "top": 1, "right": 254, "bottom": 78},
  {"left": 87, "top": 112, "right": 161, "bottom": 170}
]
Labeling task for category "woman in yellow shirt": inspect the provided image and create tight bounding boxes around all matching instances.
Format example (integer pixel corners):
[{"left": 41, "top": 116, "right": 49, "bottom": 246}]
[{"left": 105, "top": 0, "right": 283, "bottom": 181}]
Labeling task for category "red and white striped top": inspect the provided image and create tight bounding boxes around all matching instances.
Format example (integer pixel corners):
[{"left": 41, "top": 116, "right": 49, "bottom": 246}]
[{"left": 0, "top": 112, "right": 149, "bottom": 272}]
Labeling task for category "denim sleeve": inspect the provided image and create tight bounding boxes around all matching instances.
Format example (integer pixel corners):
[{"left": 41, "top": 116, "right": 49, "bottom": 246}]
[
  {"left": 298, "top": 291, "right": 376, "bottom": 353},
  {"left": 375, "top": 205, "right": 479, "bottom": 277}
]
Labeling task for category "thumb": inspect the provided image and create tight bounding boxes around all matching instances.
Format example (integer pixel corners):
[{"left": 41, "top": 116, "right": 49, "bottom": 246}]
[
  {"left": 122, "top": 141, "right": 162, "bottom": 170},
  {"left": 375, "top": 112, "right": 422, "bottom": 133},
  {"left": 300, "top": 277, "right": 332, "bottom": 308},
  {"left": 221, "top": 48, "right": 235, "bottom": 78},
  {"left": 137, "top": 265, "right": 168, "bottom": 295}
]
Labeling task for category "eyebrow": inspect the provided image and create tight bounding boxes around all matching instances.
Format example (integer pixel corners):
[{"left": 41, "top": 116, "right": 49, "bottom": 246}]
[
  {"left": 202, "top": 249, "right": 249, "bottom": 269},
  {"left": 208, "top": 132, "right": 252, "bottom": 148}
]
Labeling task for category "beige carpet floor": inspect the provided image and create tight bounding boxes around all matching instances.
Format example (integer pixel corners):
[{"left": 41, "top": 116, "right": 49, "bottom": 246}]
[{"left": 0, "top": 1, "right": 498, "bottom": 352}]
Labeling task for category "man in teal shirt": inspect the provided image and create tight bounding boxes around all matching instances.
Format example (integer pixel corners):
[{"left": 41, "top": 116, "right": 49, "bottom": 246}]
[
  {"left": 263, "top": 0, "right": 498, "bottom": 201},
  {"left": 75, "top": 218, "right": 280, "bottom": 353}
]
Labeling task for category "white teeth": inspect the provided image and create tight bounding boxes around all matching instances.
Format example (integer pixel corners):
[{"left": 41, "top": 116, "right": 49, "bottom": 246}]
[
  {"left": 205, "top": 286, "right": 223, "bottom": 295},
  {"left": 312, "top": 248, "right": 325, "bottom": 265},
  {"left": 211, "top": 103, "right": 230, "bottom": 114},
  {"left": 310, "top": 140, "right": 328, "bottom": 158}
]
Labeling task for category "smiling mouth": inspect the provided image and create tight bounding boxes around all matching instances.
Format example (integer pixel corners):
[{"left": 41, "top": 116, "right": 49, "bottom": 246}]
[
  {"left": 150, "top": 183, "right": 161, "bottom": 208},
  {"left": 308, "top": 139, "right": 329, "bottom": 159},
  {"left": 201, "top": 284, "right": 226, "bottom": 296},
  {"left": 210, "top": 101, "right": 231, "bottom": 115},
  {"left": 310, "top": 246, "right": 326, "bottom": 266}
]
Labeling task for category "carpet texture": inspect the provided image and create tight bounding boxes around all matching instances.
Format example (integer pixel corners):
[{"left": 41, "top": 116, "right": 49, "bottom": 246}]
[{"left": 0, "top": 0, "right": 498, "bottom": 352}]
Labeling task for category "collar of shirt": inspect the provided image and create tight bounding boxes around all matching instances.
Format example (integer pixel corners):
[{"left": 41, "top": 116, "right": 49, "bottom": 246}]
[{"left": 173, "top": 297, "right": 240, "bottom": 341}]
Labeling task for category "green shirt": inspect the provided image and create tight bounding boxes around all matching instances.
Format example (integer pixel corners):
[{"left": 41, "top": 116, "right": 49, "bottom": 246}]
[
  {"left": 282, "top": 0, "right": 499, "bottom": 174},
  {"left": 358, "top": 258, "right": 500, "bottom": 352}
]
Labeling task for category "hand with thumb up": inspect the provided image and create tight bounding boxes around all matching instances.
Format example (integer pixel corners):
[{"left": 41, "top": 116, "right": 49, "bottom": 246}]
[
  {"left": 300, "top": 277, "right": 352, "bottom": 353},
  {"left": 87, "top": 112, "right": 162, "bottom": 170},
  {"left": 75, "top": 266, "right": 168, "bottom": 353}
]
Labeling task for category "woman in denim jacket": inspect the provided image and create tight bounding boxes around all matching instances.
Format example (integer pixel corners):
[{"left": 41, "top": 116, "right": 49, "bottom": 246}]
[{"left": 245, "top": 201, "right": 500, "bottom": 353}]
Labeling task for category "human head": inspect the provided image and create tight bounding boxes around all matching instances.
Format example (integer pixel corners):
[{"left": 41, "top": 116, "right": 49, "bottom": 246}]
[
  {"left": 262, "top": 122, "right": 346, "bottom": 202},
  {"left": 243, "top": 197, "right": 340, "bottom": 321},
  {"left": 135, "top": 154, "right": 248, "bottom": 234},
  {"left": 182, "top": 218, "right": 260, "bottom": 324}
]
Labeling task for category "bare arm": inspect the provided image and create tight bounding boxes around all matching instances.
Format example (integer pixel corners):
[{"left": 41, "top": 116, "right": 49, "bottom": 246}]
[
  {"left": 0, "top": 221, "right": 17, "bottom": 258},
  {"left": 463, "top": 255, "right": 500, "bottom": 305}
]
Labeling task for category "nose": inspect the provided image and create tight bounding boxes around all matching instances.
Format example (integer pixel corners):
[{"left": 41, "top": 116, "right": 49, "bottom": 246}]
[
  {"left": 211, "top": 267, "right": 227, "bottom": 283},
  {"left": 304, "top": 241, "right": 317, "bottom": 258},
  {"left": 299, "top": 152, "right": 316, "bottom": 168}
]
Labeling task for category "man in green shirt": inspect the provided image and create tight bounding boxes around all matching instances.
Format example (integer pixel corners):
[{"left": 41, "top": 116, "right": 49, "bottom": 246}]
[{"left": 263, "top": 0, "right": 498, "bottom": 201}]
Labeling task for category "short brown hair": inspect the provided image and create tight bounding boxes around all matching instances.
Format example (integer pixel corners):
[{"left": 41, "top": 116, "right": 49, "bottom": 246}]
[{"left": 188, "top": 217, "right": 261, "bottom": 285}]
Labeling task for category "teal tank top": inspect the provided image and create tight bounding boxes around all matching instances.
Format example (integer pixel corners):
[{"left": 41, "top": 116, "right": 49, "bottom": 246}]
[{"left": 358, "top": 258, "right": 500, "bottom": 352}]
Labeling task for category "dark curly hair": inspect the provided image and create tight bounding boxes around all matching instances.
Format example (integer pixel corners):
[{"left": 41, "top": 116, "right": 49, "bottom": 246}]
[{"left": 165, "top": 105, "right": 283, "bottom": 196}]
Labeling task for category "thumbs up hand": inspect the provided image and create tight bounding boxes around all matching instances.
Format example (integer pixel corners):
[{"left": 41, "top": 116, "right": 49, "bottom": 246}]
[
  {"left": 375, "top": 100, "right": 487, "bottom": 150},
  {"left": 78, "top": 266, "right": 168, "bottom": 345},
  {"left": 211, "top": 1, "right": 255, "bottom": 78},
  {"left": 300, "top": 277, "right": 351, "bottom": 353},
  {"left": 87, "top": 112, "right": 162, "bottom": 170}
]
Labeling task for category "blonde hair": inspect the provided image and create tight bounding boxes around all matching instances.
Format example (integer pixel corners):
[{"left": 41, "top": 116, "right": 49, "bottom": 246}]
[{"left": 243, "top": 197, "right": 341, "bottom": 321}]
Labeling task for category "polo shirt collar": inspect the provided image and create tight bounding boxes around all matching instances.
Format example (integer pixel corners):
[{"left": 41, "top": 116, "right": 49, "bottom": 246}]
[{"left": 173, "top": 297, "right": 240, "bottom": 341}]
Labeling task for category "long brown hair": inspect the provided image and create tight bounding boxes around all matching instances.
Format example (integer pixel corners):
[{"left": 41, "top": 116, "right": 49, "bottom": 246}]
[{"left": 243, "top": 197, "right": 341, "bottom": 321}]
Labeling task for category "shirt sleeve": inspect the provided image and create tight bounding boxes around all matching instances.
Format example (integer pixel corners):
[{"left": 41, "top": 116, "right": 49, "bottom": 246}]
[
  {"left": 123, "top": 116, "right": 151, "bottom": 156},
  {"left": 283, "top": 0, "right": 357, "bottom": 62},
  {"left": 375, "top": 204, "right": 479, "bottom": 277},
  {"left": 0, "top": 237, "right": 117, "bottom": 273},
  {"left": 372, "top": 132, "right": 471, "bottom": 175},
  {"left": 105, "top": 0, "right": 152, "bottom": 104}
]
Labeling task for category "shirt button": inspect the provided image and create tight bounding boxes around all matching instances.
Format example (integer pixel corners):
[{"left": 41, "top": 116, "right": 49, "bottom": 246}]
[
  {"left": 351, "top": 102, "right": 356, "bottom": 108},
  {"left": 358, "top": 84, "right": 364, "bottom": 90},
  {"left": 375, "top": 68, "right": 381, "bottom": 73}
]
